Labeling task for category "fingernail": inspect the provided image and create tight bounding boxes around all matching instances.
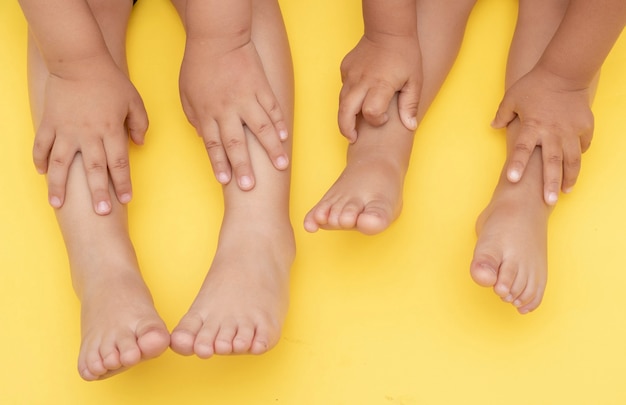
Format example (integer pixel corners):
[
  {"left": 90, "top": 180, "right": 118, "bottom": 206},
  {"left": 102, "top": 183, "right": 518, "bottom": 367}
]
[
  {"left": 276, "top": 156, "right": 289, "bottom": 169},
  {"left": 279, "top": 130, "right": 288, "bottom": 141},
  {"left": 239, "top": 176, "right": 253, "bottom": 189},
  {"left": 216, "top": 172, "right": 230, "bottom": 184},
  {"left": 96, "top": 201, "right": 110, "bottom": 214},
  {"left": 508, "top": 170, "right": 521, "bottom": 182},
  {"left": 49, "top": 196, "right": 62, "bottom": 208},
  {"left": 547, "top": 192, "right": 558, "bottom": 205},
  {"left": 119, "top": 193, "right": 132, "bottom": 204}
]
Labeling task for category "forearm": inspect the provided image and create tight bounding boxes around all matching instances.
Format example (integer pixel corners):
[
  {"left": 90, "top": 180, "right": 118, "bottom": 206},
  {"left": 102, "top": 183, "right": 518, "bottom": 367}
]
[
  {"left": 362, "top": 0, "right": 418, "bottom": 39},
  {"left": 19, "top": 0, "right": 111, "bottom": 77},
  {"left": 537, "top": 0, "right": 626, "bottom": 87},
  {"left": 183, "top": 0, "right": 252, "bottom": 48}
]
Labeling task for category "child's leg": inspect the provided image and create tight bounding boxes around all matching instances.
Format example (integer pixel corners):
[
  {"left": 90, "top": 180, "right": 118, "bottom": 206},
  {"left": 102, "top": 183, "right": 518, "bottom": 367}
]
[
  {"left": 169, "top": 0, "right": 295, "bottom": 357},
  {"left": 27, "top": 0, "right": 169, "bottom": 381},
  {"left": 304, "top": 0, "right": 477, "bottom": 235},
  {"left": 470, "top": 0, "right": 578, "bottom": 314}
]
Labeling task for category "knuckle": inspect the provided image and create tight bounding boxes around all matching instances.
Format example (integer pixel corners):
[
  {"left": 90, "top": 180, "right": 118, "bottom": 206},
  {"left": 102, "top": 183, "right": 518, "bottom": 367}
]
[
  {"left": 110, "top": 156, "right": 130, "bottom": 171},
  {"left": 513, "top": 142, "right": 534, "bottom": 156},
  {"left": 251, "top": 120, "right": 273, "bottom": 137},
  {"left": 265, "top": 100, "right": 281, "bottom": 117},
  {"left": 362, "top": 104, "right": 383, "bottom": 119},
  {"left": 224, "top": 136, "right": 245, "bottom": 151},
  {"left": 85, "top": 160, "right": 106, "bottom": 174},
  {"left": 546, "top": 153, "right": 563, "bottom": 165},
  {"left": 203, "top": 138, "right": 223, "bottom": 152},
  {"left": 565, "top": 154, "right": 581, "bottom": 168}
]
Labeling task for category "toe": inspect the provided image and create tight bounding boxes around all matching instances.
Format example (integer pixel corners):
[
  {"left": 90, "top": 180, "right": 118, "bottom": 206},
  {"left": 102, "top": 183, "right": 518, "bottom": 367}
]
[
  {"left": 213, "top": 323, "right": 237, "bottom": 355},
  {"left": 136, "top": 322, "right": 170, "bottom": 359},
  {"left": 171, "top": 314, "right": 204, "bottom": 356},
  {"left": 232, "top": 322, "right": 255, "bottom": 354},
  {"left": 470, "top": 236, "right": 503, "bottom": 287},
  {"left": 193, "top": 322, "right": 220, "bottom": 358},
  {"left": 355, "top": 202, "right": 391, "bottom": 235},
  {"left": 116, "top": 334, "right": 142, "bottom": 367}
]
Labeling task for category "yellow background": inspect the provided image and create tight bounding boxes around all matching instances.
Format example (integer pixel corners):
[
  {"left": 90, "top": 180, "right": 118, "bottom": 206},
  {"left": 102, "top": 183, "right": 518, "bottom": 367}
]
[{"left": 2, "top": 0, "right": 626, "bottom": 403}]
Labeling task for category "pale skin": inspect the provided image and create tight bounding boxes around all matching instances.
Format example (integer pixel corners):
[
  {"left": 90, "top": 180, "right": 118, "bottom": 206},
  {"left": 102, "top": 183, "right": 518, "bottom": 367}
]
[
  {"left": 471, "top": 0, "right": 607, "bottom": 314},
  {"left": 304, "top": 0, "right": 478, "bottom": 234},
  {"left": 168, "top": 0, "right": 294, "bottom": 358},
  {"left": 22, "top": 0, "right": 294, "bottom": 380},
  {"left": 306, "top": 0, "right": 621, "bottom": 313},
  {"left": 24, "top": 0, "right": 169, "bottom": 381},
  {"left": 493, "top": 0, "right": 626, "bottom": 206}
]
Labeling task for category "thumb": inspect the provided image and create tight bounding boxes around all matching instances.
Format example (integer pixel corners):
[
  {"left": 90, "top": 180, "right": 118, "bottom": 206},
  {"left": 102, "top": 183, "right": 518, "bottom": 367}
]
[
  {"left": 127, "top": 96, "right": 149, "bottom": 145},
  {"left": 398, "top": 80, "right": 420, "bottom": 131},
  {"left": 491, "top": 93, "right": 517, "bottom": 129}
]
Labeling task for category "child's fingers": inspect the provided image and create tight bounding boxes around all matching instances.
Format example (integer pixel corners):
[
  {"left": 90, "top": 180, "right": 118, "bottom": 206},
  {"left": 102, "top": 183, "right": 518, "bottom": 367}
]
[
  {"left": 338, "top": 84, "right": 366, "bottom": 141},
  {"left": 506, "top": 127, "right": 538, "bottom": 184},
  {"left": 257, "top": 90, "right": 289, "bottom": 142},
  {"left": 541, "top": 138, "right": 564, "bottom": 206},
  {"left": 104, "top": 133, "right": 133, "bottom": 204},
  {"left": 126, "top": 96, "right": 149, "bottom": 146},
  {"left": 81, "top": 143, "right": 113, "bottom": 215},
  {"left": 242, "top": 103, "right": 289, "bottom": 171},
  {"left": 45, "top": 140, "right": 73, "bottom": 209},
  {"left": 219, "top": 116, "right": 255, "bottom": 191},
  {"left": 561, "top": 141, "right": 582, "bottom": 193},
  {"left": 361, "top": 86, "right": 393, "bottom": 127},
  {"left": 398, "top": 80, "right": 420, "bottom": 131},
  {"left": 198, "top": 119, "right": 232, "bottom": 185},
  {"left": 32, "top": 124, "right": 55, "bottom": 174}
]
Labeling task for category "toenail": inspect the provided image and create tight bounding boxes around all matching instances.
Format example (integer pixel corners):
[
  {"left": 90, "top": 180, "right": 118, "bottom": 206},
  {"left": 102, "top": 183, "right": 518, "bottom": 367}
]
[
  {"left": 503, "top": 294, "right": 513, "bottom": 303},
  {"left": 513, "top": 300, "right": 522, "bottom": 307}
]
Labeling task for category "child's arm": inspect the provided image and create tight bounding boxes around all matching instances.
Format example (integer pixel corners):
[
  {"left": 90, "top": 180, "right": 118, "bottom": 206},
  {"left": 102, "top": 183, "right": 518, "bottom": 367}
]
[
  {"left": 338, "top": 0, "right": 421, "bottom": 142},
  {"left": 19, "top": 0, "right": 148, "bottom": 215},
  {"left": 492, "top": 0, "right": 626, "bottom": 205},
  {"left": 177, "top": 0, "right": 289, "bottom": 191}
]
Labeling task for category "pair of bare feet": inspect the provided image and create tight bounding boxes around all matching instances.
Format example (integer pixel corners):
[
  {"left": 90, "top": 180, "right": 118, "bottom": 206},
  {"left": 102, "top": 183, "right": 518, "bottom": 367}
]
[
  {"left": 75, "top": 209, "right": 294, "bottom": 381},
  {"left": 304, "top": 119, "right": 550, "bottom": 316}
]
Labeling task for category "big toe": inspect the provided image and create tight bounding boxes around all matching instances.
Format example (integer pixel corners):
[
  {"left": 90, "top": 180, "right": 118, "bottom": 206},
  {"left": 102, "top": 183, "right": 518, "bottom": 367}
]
[{"left": 470, "top": 244, "right": 502, "bottom": 287}]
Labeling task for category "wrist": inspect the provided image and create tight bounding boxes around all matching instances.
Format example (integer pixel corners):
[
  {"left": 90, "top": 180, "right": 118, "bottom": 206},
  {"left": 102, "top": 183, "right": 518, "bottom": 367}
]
[
  {"left": 47, "top": 50, "right": 118, "bottom": 80},
  {"left": 533, "top": 58, "right": 593, "bottom": 90}
]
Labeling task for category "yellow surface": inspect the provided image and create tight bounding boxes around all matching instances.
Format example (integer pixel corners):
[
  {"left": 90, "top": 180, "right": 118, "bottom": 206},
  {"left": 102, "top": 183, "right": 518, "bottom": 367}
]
[{"left": 2, "top": 0, "right": 626, "bottom": 403}]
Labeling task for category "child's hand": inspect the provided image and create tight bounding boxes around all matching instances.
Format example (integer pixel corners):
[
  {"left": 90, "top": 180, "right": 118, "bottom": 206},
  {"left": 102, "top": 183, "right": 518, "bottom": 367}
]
[
  {"left": 338, "top": 34, "right": 422, "bottom": 142},
  {"left": 179, "top": 40, "right": 289, "bottom": 191},
  {"left": 35, "top": 59, "right": 148, "bottom": 214},
  {"left": 492, "top": 66, "right": 593, "bottom": 205}
]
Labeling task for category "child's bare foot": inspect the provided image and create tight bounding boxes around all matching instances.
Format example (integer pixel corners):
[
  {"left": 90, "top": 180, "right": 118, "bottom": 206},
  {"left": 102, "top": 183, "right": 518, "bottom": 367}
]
[
  {"left": 170, "top": 215, "right": 294, "bottom": 358},
  {"left": 304, "top": 148, "right": 406, "bottom": 235},
  {"left": 74, "top": 248, "right": 170, "bottom": 381},
  {"left": 304, "top": 98, "right": 414, "bottom": 235},
  {"left": 470, "top": 172, "right": 550, "bottom": 314}
]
